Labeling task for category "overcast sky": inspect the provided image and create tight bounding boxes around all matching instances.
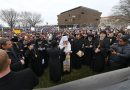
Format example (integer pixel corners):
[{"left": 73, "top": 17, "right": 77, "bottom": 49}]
[{"left": 0, "top": 0, "right": 119, "bottom": 25}]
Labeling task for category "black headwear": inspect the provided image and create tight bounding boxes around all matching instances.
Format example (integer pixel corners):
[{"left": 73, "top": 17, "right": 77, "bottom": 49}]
[
  {"left": 51, "top": 40, "right": 58, "bottom": 48},
  {"left": 120, "top": 35, "right": 129, "bottom": 42}
]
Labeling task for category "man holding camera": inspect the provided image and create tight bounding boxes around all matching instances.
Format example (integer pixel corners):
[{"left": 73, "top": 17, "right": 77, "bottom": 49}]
[{"left": 109, "top": 35, "right": 130, "bottom": 70}]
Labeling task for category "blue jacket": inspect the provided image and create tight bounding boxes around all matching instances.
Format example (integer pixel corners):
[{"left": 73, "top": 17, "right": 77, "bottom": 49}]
[{"left": 110, "top": 43, "right": 130, "bottom": 62}]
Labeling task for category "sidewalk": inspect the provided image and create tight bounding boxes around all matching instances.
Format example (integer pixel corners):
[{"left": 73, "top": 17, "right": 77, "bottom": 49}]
[{"left": 34, "top": 67, "right": 130, "bottom": 90}]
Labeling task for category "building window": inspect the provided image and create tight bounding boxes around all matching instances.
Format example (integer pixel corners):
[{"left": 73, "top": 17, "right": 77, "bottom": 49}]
[
  {"left": 72, "top": 18, "right": 75, "bottom": 21},
  {"left": 81, "top": 12, "right": 85, "bottom": 14},
  {"left": 96, "top": 19, "right": 99, "bottom": 21},
  {"left": 65, "top": 19, "right": 68, "bottom": 21},
  {"left": 69, "top": 14, "right": 71, "bottom": 17}
]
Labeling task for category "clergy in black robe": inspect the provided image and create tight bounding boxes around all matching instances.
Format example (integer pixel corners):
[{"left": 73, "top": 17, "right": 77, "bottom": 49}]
[
  {"left": 72, "top": 33, "right": 84, "bottom": 69},
  {"left": 108, "top": 32, "right": 116, "bottom": 45},
  {"left": 35, "top": 37, "right": 49, "bottom": 69},
  {"left": 40, "top": 38, "right": 49, "bottom": 69},
  {"left": 11, "top": 37, "right": 25, "bottom": 69},
  {"left": 47, "top": 40, "right": 63, "bottom": 82},
  {"left": 92, "top": 31, "right": 110, "bottom": 72},
  {"left": 25, "top": 42, "right": 43, "bottom": 77},
  {"left": 84, "top": 34, "right": 95, "bottom": 66}
]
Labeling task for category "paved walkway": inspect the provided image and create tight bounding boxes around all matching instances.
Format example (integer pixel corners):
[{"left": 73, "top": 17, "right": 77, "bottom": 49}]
[{"left": 34, "top": 67, "right": 130, "bottom": 90}]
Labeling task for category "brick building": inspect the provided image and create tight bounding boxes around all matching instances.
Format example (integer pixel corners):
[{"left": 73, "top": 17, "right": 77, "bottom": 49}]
[{"left": 57, "top": 6, "right": 102, "bottom": 28}]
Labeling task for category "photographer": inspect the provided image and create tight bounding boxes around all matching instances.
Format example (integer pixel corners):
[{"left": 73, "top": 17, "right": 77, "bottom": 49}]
[
  {"left": 109, "top": 35, "right": 130, "bottom": 70},
  {"left": 0, "top": 38, "right": 25, "bottom": 71}
]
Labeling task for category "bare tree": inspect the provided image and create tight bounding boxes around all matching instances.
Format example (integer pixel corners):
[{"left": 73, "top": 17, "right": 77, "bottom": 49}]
[
  {"left": 20, "top": 12, "right": 42, "bottom": 28},
  {"left": 112, "top": 0, "right": 130, "bottom": 21},
  {"left": 0, "top": 9, "right": 18, "bottom": 30}
]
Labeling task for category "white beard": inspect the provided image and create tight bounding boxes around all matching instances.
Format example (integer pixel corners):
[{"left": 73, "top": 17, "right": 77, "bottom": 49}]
[{"left": 88, "top": 37, "right": 92, "bottom": 41}]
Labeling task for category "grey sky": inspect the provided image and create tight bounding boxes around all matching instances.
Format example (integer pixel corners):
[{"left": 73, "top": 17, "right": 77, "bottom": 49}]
[{"left": 0, "top": 0, "right": 119, "bottom": 25}]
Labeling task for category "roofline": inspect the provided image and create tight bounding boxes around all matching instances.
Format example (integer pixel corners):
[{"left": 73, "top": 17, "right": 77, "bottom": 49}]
[{"left": 60, "top": 6, "right": 101, "bottom": 15}]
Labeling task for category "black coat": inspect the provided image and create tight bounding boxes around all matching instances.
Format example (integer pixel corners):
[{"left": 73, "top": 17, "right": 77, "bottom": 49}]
[
  {"left": 35, "top": 39, "right": 49, "bottom": 68},
  {"left": 47, "top": 47, "right": 63, "bottom": 82},
  {"left": 109, "top": 43, "right": 130, "bottom": 69},
  {"left": 94, "top": 37, "right": 110, "bottom": 57},
  {"left": 92, "top": 37, "right": 110, "bottom": 72},
  {"left": 72, "top": 38, "right": 84, "bottom": 69},
  {"left": 25, "top": 48, "right": 44, "bottom": 76},
  {"left": 0, "top": 68, "right": 38, "bottom": 90},
  {"left": 109, "top": 37, "right": 116, "bottom": 45},
  {"left": 6, "top": 48, "right": 23, "bottom": 71},
  {"left": 84, "top": 38, "right": 95, "bottom": 66},
  {"left": 12, "top": 42, "right": 24, "bottom": 58}
]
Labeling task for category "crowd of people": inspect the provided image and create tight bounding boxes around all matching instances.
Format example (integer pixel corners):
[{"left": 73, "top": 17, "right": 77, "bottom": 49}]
[{"left": 0, "top": 27, "right": 130, "bottom": 89}]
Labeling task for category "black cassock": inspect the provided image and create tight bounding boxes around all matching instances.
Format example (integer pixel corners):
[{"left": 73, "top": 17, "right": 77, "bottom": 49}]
[
  {"left": 92, "top": 37, "right": 110, "bottom": 72},
  {"left": 35, "top": 39, "right": 49, "bottom": 68},
  {"left": 84, "top": 38, "right": 95, "bottom": 66},
  {"left": 25, "top": 48, "right": 44, "bottom": 77},
  {"left": 47, "top": 47, "right": 63, "bottom": 82},
  {"left": 72, "top": 38, "right": 84, "bottom": 69}
]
